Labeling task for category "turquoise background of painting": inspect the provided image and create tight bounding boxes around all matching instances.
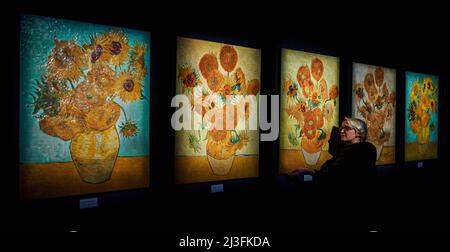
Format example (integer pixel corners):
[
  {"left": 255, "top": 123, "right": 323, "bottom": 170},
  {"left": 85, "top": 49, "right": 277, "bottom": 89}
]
[
  {"left": 20, "top": 15, "right": 150, "bottom": 163},
  {"left": 405, "top": 71, "right": 438, "bottom": 143}
]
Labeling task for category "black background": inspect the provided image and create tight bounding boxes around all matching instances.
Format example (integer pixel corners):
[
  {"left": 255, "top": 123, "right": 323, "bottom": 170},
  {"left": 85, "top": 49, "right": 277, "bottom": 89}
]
[{"left": 2, "top": 1, "right": 450, "bottom": 239}]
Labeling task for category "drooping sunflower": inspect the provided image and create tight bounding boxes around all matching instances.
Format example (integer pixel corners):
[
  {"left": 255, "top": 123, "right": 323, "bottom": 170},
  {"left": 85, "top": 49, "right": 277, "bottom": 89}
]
[
  {"left": 318, "top": 78, "right": 328, "bottom": 101},
  {"left": 129, "top": 42, "right": 148, "bottom": 80},
  {"left": 45, "top": 38, "right": 87, "bottom": 83},
  {"left": 116, "top": 70, "right": 142, "bottom": 103},
  {"left": 246, "top": 79, "right": 259, "bottom": 96},
  {"left": 119, "top": 120, "right": 139, "bottom": 138},
  {"left": 329, "top": 84, "right": 339, "bottom": 100},
  {"left": 233, "top": 67, "right": 247, "bottom": 94},
  {"left": 105, "top": 30, "right": 130, "bottom": 68}
]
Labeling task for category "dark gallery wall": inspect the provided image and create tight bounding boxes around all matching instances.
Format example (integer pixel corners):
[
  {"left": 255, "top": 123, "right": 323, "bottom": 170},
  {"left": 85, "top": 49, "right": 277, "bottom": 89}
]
[{"left": 3, "top": 2, "right": 450, "bottom": 233}]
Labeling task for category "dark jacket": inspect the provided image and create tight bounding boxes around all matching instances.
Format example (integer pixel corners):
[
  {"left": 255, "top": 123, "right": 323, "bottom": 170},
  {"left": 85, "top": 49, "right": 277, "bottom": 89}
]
[
  {"left": 311, "top": 140, "right": 378, "bottom": 230},
  {"left": 316, "top": 141, "right": 377, "bottom": 190}
]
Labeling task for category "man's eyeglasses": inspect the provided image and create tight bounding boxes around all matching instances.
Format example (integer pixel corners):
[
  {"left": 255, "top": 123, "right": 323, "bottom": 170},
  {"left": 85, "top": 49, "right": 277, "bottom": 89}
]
[{"left": 339, "top": 126, "right": 355, "bottom": 132}]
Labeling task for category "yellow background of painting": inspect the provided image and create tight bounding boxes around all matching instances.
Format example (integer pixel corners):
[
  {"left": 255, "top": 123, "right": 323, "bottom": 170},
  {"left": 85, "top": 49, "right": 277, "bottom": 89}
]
[{"left": 279, "top": 49, "right": 339, "bottom": 173}]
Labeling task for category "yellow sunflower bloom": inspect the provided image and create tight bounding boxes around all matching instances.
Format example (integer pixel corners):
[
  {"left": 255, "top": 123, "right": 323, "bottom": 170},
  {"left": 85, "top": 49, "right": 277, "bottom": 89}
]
[
  {"left": 86, "top": 32, "right": 112, "bottom": 66},
  {"left": 116, "top": 70, "right": 142, "bottom": 103},
  {"left": 105, "top": 30, "right": 130, "bottom": 68},
  {"left": 421, "top": 77, "right": 433, "bottom": 96}
]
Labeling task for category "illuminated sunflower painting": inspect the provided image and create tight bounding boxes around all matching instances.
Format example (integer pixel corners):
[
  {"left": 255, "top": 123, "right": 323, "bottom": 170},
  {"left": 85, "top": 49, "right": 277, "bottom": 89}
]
[
  {"left": 19, "top": 15, "right": 150, "bottom": 200},
  {"left": 175, "top": 37, "right": 261, "bottom": 184},
  {"left": 279, "top": 49, "right": 339, "bottom": 174},
  {"left": 405, "top": 72, "right": 439, "bottom": 161},
  {"left": 352, "top": 63, "right": 396, "bottom": 165}
]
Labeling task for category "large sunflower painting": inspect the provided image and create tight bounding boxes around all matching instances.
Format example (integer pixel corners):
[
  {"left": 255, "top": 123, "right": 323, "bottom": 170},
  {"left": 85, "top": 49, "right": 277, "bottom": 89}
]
[
  {"left": 19, "top": 15, "right": 150, "bottom": 200},
  {"left": 352, "top": 63, "right": 396, "bottom": 165},
  {"left": 175, "top": 37, "right": 261, "bottom": 184},
  {"left": 405, "top": 72, "right": 439, "bottom": 161},
  {"left": 279, "top": 49, "right": 339, "bottom": 174}
]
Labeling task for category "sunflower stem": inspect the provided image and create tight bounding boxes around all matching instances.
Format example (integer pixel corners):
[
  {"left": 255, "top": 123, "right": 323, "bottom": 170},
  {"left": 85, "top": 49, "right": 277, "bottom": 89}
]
[{"left": 116, "top": 102, "right": 128, "bottom": 122}]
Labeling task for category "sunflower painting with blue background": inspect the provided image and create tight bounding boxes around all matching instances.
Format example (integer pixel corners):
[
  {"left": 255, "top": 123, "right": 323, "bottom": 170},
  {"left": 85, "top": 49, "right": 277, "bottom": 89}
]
[
  {"left": 19, "top": 15, "right": 150, "bottom": 199},
  {"left": 405, "top": 71, "right": 438, "bottom": 161}
]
